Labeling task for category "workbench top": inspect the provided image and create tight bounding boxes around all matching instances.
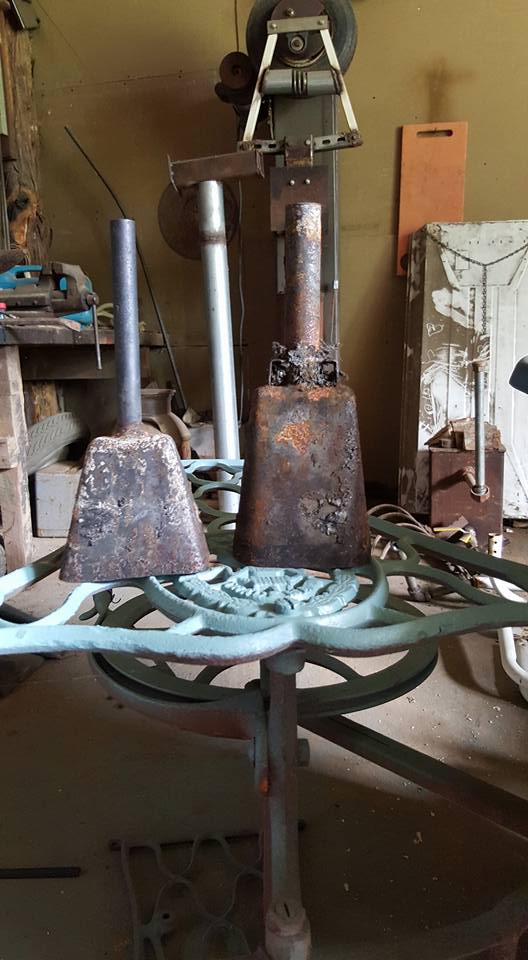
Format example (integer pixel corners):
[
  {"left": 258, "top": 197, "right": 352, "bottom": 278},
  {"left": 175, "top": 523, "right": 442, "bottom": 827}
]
[{"left": 0, "top": 322, "right": 164, "bottom": 348}]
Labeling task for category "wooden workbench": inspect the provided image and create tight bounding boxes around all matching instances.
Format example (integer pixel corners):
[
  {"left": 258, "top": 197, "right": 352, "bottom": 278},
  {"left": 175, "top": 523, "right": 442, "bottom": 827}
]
[{"left": 0, "top": 322, "right": 164, "bottom": 571}]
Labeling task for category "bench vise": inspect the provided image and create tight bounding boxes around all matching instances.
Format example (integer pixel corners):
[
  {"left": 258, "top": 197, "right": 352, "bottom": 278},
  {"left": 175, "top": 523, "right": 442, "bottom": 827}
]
[{"left": 0, "top": 262, "right": 99, "bottom": 326}]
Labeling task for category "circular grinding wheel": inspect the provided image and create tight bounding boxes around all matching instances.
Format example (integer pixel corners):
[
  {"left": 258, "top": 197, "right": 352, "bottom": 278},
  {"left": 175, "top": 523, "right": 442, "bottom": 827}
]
[
  {"left": 158, "top": 183, "right": 239, "bottom": 261},
  {"left": 246, "top": 0, "right": 358, "bottom": 72}
]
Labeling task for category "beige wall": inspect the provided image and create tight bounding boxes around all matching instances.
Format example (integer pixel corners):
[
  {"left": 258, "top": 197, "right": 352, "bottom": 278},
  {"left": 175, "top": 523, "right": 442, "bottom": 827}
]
[{"left": 32, "top": 0, "right": 528, "bottom": 489}]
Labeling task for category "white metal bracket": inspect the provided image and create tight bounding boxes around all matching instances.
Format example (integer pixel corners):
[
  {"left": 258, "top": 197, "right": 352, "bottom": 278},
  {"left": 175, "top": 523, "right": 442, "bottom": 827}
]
[{"left": 240, "top": 15, "right": 361, "bottom": 154}]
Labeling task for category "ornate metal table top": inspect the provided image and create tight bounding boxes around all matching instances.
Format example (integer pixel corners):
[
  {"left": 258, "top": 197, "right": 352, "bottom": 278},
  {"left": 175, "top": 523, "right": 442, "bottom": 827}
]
[{"left": 1, "top": 460, "right": 528, "bottom": 665}]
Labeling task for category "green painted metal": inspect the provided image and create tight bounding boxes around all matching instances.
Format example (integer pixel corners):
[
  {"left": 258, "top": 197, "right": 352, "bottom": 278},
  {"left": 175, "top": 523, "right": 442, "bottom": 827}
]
[{"left": 0, "top": 460, "right": 527, "bottom": 666}]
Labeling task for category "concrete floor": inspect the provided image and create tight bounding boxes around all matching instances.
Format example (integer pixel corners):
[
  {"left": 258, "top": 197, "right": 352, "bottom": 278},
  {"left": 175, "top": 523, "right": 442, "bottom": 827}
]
[{"left": 0, "top": 537, "right": 527, "bottom": 958}]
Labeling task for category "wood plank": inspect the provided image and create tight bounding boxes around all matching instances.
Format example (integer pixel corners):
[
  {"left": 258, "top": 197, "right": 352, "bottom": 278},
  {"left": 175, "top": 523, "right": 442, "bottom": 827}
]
[
  {"left": 20, "top": 345, "right": 156, "bottom": 381},
  {"left": 0, "top": 346, "right": 32, "bottom": 569},
  {"left": 0, "top": 323, "right": 163, "bottom": 347},
  {"left": 0, "top": 436, "right": 18, "bottom": 469},
  {"left": 24, "top": 381, "right": 59, "bottom": 426},
  {"left": 0, "top": 12, "right": 51, "bottom": 261},
  {"left": 0, "top": 463, "right": 32, "bottom": 569},
  {"left": 397, "top": 121, "right": 468, "bottom": 275},
  {"left": 0, "top": 343, "right": 24, "bottom": 395}
]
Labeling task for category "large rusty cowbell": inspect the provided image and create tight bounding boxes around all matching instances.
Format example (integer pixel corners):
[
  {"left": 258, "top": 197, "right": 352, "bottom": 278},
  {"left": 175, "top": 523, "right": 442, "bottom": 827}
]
[{"left": 234, "top": 202, "right": 370, "bottom": 571}]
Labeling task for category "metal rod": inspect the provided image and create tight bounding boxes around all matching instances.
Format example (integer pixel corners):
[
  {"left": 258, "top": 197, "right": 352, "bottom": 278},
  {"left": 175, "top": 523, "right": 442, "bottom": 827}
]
[
  {"left": 198, "top": 180, "right": 240, "bottom": 514},
  {"left": 111, "top": 219, "right": 142, "bottom": 430},
  {"left": 304, "top": 716, "right": 528, "bottom": 841},
  {"left": 64, "top": 126, "right": 187, "bottom": 412},
  {"left": 92, "top": 304, "right": 102, "bottom": 371},
  {"left": 473, "top": 360, "right": 487, "bottom": 495},
  {"left": 284, "top": 203, "right": 322, "bottom": 348},
  {"left": 0, "top": 867, "right": 81, "bottom": 879}
]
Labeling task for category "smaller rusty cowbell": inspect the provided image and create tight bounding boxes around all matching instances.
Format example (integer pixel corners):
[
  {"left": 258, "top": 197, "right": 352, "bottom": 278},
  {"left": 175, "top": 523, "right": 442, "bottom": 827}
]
[
  {"left": 234, "top": 203, "right": 370, "bottom": 571},
  {"left": 60, "top": 219, "right": 209, "bottom": 583}
]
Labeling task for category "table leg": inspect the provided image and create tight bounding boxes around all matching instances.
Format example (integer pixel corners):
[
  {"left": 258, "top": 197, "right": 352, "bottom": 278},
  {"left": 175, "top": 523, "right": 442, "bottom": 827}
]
[
  {"left": 0, "top": 346, "right": 32, "bottom": 570},
  {"left": 263, "top": 657, "right": 311, "bottom": 960}
]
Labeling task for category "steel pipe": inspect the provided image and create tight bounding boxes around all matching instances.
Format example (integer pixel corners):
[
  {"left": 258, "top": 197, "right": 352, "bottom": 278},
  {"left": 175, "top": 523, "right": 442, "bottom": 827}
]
[
  {"left": 198, "top": 180, "right": 240, "bottom": 514},
  {"left": 284, "top": 202, "right": 322, "bottom": 348},
  {"left": 111, "top": 219, "right": 142, "bottom": 429},
  {"left": 473, "top": 360, "right": 488, "bottom": 498}
]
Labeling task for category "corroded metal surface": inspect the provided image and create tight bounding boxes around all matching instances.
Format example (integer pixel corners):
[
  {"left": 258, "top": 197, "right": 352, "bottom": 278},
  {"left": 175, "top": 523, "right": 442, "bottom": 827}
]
[
  {"left": 169, "top": 150, "right": 265, "bottom": 190},
  {"left": 60, "top": 430, "right": 209, "bottom": 582},
  {"left": 430, "top": 448, "right": 504, "bottom": 548},
  {"left": 270, "top": 340, "right": 338, "bottom": 387},
  {"left": 234, "top": 386, "right": 371, "bottom": 570},
  {"left": 284, "top": 203, "right": 322, "bottom": 348}
]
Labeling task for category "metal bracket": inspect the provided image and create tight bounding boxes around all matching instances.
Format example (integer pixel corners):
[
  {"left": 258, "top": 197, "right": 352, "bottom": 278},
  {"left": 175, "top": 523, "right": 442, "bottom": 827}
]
[{"left": 240, "top": 15, "right": 361, "bottom": 155}]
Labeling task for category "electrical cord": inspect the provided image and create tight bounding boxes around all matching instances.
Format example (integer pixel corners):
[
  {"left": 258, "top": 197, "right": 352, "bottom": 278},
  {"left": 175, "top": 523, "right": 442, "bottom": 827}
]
[{"left": 64, "top": 126, "right": 187, "bottom": 413}]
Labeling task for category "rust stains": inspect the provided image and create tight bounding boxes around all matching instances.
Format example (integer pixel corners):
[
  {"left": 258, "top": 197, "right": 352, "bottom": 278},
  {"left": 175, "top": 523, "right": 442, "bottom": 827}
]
[{"left": 276, "top": 419, "right": 312, "bottom": 455}]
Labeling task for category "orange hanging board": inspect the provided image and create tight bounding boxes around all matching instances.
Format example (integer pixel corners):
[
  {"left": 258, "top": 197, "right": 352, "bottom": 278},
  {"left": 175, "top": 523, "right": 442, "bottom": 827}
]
[{"left": 397, "top": 121, "right": 468, "bottom": 275}]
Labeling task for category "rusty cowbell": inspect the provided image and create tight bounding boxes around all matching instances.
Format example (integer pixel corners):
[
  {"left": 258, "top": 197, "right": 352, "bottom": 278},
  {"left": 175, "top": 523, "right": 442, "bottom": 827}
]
[
  {"left": 234, "top": 202, "right": 370, "bottom": 571},
  {"left": 60, "top": 219, "right": 210, "bottom": 583}
]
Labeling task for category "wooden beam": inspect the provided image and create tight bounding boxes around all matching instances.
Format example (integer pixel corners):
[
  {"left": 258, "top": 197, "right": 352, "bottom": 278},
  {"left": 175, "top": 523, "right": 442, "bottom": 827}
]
[
  {"left": 0, "top": 346, "right": 32, "bottom": 570},
  {"left": 0, "top": 436, "right": 18, "bottom": 468}
]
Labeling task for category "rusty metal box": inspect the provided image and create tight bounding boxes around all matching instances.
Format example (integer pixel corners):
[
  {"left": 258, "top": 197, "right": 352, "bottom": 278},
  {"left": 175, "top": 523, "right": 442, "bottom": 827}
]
[
  {"left": 400, "top": 221, "right": 528, "bottom": 518},
  {"left": 430, "top": 447, "right": 505, "bottom": 547}
]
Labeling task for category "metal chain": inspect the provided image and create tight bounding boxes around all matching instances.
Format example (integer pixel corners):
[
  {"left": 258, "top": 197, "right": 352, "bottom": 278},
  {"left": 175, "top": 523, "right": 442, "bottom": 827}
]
[{"left": 431, "top": 235, "right": 528, "bottom": 340}]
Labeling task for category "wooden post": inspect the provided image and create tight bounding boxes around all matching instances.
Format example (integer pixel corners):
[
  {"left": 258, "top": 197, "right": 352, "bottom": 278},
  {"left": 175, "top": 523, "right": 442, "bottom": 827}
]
[{"left": 0, "top": 345, "right": 32, "bottom": 570}]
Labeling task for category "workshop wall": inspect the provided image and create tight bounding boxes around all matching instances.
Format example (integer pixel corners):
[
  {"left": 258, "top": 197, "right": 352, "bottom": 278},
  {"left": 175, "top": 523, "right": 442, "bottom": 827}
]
[{"left": 32, "top": 0, "right": 528, "bottom": 491}]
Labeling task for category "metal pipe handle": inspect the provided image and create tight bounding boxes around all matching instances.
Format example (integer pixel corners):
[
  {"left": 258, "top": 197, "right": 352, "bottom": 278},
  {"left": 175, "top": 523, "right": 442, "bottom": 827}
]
[{"left": 111, "top": 219, "right": 142, "bottom": 430}]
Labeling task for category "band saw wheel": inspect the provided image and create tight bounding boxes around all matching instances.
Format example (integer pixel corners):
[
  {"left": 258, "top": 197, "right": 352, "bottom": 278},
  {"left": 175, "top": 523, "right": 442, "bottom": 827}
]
[{"left": 246, "top": 0, "right": 358, "bottom": 71}]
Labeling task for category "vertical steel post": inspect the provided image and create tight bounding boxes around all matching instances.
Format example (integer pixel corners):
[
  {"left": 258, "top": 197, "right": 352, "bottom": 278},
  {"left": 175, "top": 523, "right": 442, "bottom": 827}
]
[
  {"left": 473, "top": 360, "right": 488, "bottom": 496},
  {"left": 111, "top": 219, "right": 142, "bottom": 429},
  {"left": 263, "top": 658, "right": 311, "bottom": 959},
  {"left": 198, "top": 180, "right": 240, "bottom": 515}
]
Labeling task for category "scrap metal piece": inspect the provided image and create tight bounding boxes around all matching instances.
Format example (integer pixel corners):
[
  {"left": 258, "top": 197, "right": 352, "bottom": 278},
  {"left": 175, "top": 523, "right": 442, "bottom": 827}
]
[
  {"left": 61, "top": 219, "right": 209, "bottom": 582},
  {"left": 169, "top": 150, "right": 264, "bottom": 191},
  {"left": 429, "top": 448, "right": 504, "bottom": 551},
  {"left": 234, "top": 383, "right": 370, "bottom": 570},
  {"left": 116, "top": 835, "right": 263, "bottom": 960}
]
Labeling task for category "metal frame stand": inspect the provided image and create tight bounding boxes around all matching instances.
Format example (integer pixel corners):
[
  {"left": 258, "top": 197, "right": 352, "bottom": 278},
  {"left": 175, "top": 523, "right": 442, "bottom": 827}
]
[{"left": 2, "top": 464, "right": 528, "bottom": 958}]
